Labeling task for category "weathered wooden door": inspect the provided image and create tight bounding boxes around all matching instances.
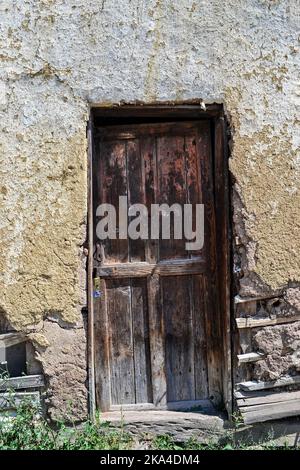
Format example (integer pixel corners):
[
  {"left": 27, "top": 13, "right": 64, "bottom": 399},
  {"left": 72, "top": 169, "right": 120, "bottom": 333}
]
[{"left": 93, "top": 121, "right": 221, "bottom": 411}]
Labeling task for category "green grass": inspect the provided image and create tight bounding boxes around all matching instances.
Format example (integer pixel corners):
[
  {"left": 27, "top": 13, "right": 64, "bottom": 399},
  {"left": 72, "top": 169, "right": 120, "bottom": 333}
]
[{"left": 0, "top": 400, "right": 132, "bottom": 450}]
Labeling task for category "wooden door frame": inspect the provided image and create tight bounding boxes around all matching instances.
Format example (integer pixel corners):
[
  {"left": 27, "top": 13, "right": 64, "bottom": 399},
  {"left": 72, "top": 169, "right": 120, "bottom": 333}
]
[{"left": 87, "top": 102, "right": 232, "bottom": 418}]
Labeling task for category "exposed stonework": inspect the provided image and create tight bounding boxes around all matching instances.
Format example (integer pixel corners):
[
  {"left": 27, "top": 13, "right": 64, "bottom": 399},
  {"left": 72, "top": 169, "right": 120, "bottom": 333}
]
[
  {"left": 32, "top": 320, "right": 88, "bottom": 421},
  {"left": 0, "top": 1, "right": 299, "bottom": 418}
]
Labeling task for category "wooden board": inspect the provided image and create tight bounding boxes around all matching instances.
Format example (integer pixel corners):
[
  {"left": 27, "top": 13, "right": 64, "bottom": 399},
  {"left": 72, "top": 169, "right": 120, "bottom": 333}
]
[
  {"left": 0, "top": 333, "right": 27, "bottom": 347},
  {"left": 148, "top": 274, "right": 167, "bottom": 407},
  {"left": 237, "top": 352, "right": 265, "bottom": 364},
  {"left": 238, "top": 375, "right": 300, "bottom": 391},
  {"left": 163, "top": 276, "right": 195, "bottom": 402},
  {"left": 98, "top": 140, "right": 128, "bottom": 263},
  {"left": 106, "top": 279, "right": 135, "bottom": 405},
  {"left": 131, "top": 279, "right": 152, "bottom": 403},
  {"left": 235, "top": 389, "right": 300, "bottom": 406},
  {"left": 193, "top": 276, "right": 209, "bottom": 399},
  {"left": 94, "top": 278, "right": 111, "bottom": 412},
  {"left": 234, "top": 294, "right": 282, "bottom": 304},
  {"left": 236, "top": 388, "right": 300, "bottom": 424},
  {"left": 97, "top": 257, "right": 205, "bottom": 278},
  {"left": 127, "top": 139, "right": 145, "bottom": 262},
  {"left": 214, "top": 116, "right": 231, "bottom": 413},
  {"left": 241, "top": 399, "right": 300, "bottom": 425},
  {"left": 157, "top": 134, "right": 186, "bottom": 259},
  {"left": 236, "top": 314, "right": 300, "bottom": 329},
  {"left": 233, "top": 301, "right": 257, "bottom": 388}
]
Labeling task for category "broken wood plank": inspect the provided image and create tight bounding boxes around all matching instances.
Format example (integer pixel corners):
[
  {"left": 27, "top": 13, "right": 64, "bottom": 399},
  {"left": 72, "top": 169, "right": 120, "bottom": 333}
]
[
  {"left": 0, "top": 333, "right": 27, "bottom": 348},
  {"left": 94, "top": 278, "right": 111, "bottom": 412},
  {"left": 237, "top": 352, "right": 265, "bottom": 364},
  {"left": 0, "top": 391, "right": 40, "bottom": 410},
  {"left": 241, "top": 399, "right": 300, "bottom": 425},
  {"left": 235, "top": 389, "right": 300, "bottom": 407},
  {"left": 236, "top": 314, "right": 300, "bottom": 329},
  {"left": 107, "top": 279, "right": 135, "bottom": 405},
  {"left": 110, "top": 399, "right": 215, "bottom": 413},
  {"left": 0, "top": 375, "right": 44, "bottom": 391},
  {"left": 94, "top": 120, "right": 218, "bottom": 413},
  {"left": 238, "top": 375, "right": 300, "bottom": 391}
]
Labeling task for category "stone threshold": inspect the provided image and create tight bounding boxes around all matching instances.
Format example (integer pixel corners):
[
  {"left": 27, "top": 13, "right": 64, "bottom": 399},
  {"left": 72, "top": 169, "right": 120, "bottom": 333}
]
[{"left": 102, "top": 408, "right": 228, "bottom": 445}]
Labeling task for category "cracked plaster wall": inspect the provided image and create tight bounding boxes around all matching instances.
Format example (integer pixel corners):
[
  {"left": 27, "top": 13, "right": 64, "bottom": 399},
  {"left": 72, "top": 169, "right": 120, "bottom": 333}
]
[{"left": 0, "top": 0, "right": 299, "bottom": 417}]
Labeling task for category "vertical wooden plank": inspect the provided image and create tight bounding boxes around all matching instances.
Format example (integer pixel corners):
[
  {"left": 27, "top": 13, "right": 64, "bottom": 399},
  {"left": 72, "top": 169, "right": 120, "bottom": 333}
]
[
  {"left": 193, "top": 275, "right": 209, "bottom": 399},
  {"left": 148, "top": 274, "right": 167, "bottom": 407},
  {"left": 157, "top": 135, "right": 186, "bottom": 260},
  {"left": 106, "top": 279, "right": 135, "bottom": 405},
  {"left": 127, "top": 139, "right": 145, "bottom": 262},
  {"left": 214, "top": 115, "right": 232, "bottom": 415},
  {"left": 197, "top": 122, "right": 223, "bottom": 406},
  {"left": 141, "top": 137, "right": 158, "bottom": 263},
  {"left": 183, "top": 133, "right": 206, "bottom": 399},
  {"left": 163, "top": 276, "right": 195, "bottom": 402},
  {"left": 131, "top": 278, "right": 153, "bottom": 403},
  {"left": 184, "top": 134, "right": 203, "bottom": 257},
  {"left": 94, "top": 278, "right": 111, "bottom": 412},
  {"left": 142, "top": 135, "right": 165, "bottom": 406},
  {"left": 98, "top": 139, "right": 128, "bottom": 263},
  {"left": 234, "top": 301, "right": 256, "bottom": 385}
]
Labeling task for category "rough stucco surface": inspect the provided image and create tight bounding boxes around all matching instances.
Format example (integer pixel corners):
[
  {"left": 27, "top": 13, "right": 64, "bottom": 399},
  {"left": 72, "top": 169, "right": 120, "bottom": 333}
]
[{"left": 0, "top": 0, "right": 299, "bottom": 418}]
